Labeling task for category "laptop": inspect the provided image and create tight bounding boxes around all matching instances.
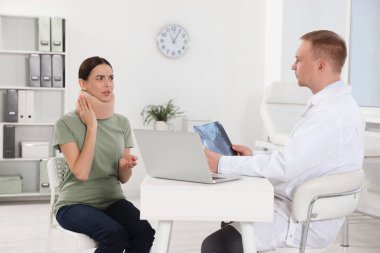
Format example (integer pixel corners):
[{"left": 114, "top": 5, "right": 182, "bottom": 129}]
[{"left": 134, "top": 129, "right": 240, "bottom": 184}]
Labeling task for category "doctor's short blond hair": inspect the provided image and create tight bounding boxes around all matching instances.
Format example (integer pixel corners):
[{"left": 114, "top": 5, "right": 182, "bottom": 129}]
[{"left": 301, "top": 30, "right": 347, "bottom": 73}]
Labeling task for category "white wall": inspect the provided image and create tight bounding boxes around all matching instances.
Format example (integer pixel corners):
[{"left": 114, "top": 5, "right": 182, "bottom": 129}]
[
  {"left": 0, "top": 0, "right": 266, "bottom": 196},
  {"left": 0, "top": 0, "right": 352, "bottom": 196},
  {"left": 280, "top": 0, "right": 350, "bottom": 82}
]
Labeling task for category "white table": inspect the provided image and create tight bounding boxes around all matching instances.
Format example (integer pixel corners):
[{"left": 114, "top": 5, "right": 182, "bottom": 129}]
[{"left": 140, "top": 176, "right": 274, "bottom": 253}]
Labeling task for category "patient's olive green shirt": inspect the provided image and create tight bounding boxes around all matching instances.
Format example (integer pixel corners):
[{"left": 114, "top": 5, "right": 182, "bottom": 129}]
[{"left": 53, "top": 111, "right": 133, "bottom": 214}]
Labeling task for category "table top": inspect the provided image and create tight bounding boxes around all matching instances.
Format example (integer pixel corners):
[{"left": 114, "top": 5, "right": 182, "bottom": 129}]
[{"left": 140, "top": 176, "right": 274, "bottom": 222}]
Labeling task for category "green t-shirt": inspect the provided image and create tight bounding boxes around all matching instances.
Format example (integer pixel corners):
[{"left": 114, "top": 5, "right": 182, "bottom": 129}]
[{"left": 53, "top": 111, "right": 133, "bottom": 214}]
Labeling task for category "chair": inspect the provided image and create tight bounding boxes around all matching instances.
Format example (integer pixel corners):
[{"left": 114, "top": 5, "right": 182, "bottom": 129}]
[
  {"left": 255, "top": 81, "right": 312, "bottom": 150},
  {"left": 47, "top": 157, "right": 97, "bottom": 253},
  {"left": 262, "top": 170, "right": 364, "bottom": 253}
]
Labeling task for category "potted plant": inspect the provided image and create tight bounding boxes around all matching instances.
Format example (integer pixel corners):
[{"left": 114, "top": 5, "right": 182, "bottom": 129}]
[{"left": 141, "top": 99, "right": 184, "bottom": 130}]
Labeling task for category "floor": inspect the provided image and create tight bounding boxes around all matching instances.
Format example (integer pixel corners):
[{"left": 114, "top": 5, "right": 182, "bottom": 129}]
[{"left": 0, "top": 199, "right": 379, "bottom": 253}]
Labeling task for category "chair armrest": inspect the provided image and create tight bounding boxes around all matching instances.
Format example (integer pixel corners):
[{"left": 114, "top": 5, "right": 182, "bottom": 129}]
[
  {"left": 292, "top": 170, "right": 364, "bottom": 222},
  {"left": 255, "top": 140, "right": 283, "bottom": 151}
]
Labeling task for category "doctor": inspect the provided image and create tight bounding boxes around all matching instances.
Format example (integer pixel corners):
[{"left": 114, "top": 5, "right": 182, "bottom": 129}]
[{"left": 201, "top": 30, "right": 365, "bottom": 252}]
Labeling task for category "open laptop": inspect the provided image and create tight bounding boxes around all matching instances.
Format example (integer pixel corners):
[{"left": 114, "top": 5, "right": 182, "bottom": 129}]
[{"left": 134, "top": 129, "right": 240, "bottom": 184}]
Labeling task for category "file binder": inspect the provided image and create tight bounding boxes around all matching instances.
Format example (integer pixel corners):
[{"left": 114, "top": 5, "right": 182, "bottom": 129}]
[
  {"left": 52, "top": 55, "right": 63, "bottom": 87},
  {"left": 18, "top": 90, "right": 34, "bottom": 123},
  {"left": 5, "top": 90, "right": 18, "bottom": 122},
  {"left": 0, "top": 124, "right": 3, "bottom": 159},
  {"left": 3, "top": 125, "right": 15, "bottom": 158},
  {"left": 39, "top": 159, "right": 50, "bottom": 193},
  {"left": 51, "top": 17, "right": 64, "bottom": 52},
  {"left": 29, "top": 54, "right": 40, "bottom": 87},
  {"left": 38, "top": 17, "right": 51, "bottom": 51},
  {"left": 41, "top": 54, "right": 52, "bottom": 87}
]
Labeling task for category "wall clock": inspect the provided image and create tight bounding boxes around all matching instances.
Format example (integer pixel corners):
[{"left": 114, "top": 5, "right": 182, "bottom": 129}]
[{"left": 157, "top": 24, "right": 190, "bottom": 58}]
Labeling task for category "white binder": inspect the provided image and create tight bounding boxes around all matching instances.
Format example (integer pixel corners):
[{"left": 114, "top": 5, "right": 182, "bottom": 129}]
[
  {"left": 29, "top": 54, "right": 40, "bottom": 87},
  {"left": 52, "top": 55, "right": 63, "bottom": 87},
  {"left": 18, "top": 90, "right": 34, "bottom": 123},
  {"left": 38, "top": 17, "right": 51, "bottom": 51},
  {"left": 41, "top": 54, "right": 52, "bottom": 87},
  {"left": 51, "top": 17, "right": 63, "bottom": 52}
]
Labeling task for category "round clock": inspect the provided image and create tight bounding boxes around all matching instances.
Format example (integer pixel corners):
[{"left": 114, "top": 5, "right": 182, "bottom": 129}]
[{"left": 157, "top": 24, "right": 190, "bottom": 58}]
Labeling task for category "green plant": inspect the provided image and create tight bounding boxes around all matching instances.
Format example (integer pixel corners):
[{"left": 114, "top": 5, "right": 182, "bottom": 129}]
[{"left": 141, "top": 99, "right": 184, "bottom": 126}]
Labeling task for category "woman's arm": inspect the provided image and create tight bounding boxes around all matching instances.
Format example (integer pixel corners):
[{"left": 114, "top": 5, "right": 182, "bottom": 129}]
[
  {"left": 60, "top": 96, "right": 97, "bottom": 181},
  {"left": 118, "top": 148, "right": 138, "bottom": 184}
]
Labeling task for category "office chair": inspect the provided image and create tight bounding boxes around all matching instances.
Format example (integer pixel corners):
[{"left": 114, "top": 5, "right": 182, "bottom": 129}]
[
  {"left": 261, "top": 170, "right": 364, "bottom": 253},
  {"left": 47, "top": 157, "right": 98, "bottom": 253},
  {"left": 255, "top": 81, "right": 312, "bottom": 150}
]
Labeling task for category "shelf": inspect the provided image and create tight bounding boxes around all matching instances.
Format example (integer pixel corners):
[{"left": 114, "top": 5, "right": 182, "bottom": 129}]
[
  {"left": 0, "top": 158, "right": 49, "bottom": 162},
  {"left": 0, "top": 192, "right": 51, "bottom": 201},
  {"left": 0, "top": 13, "right": 65, "bottom": 202},
  {"left": 1, "top": 122, "right": 55, "bottom": 126},
  {"left": 0, "top": 192, "right": 50, "bottom": 197},
  {"left": 0, "top": 86, "right": 65, "bottom": 91},
  {"left": 0, "top": 49, "right": 65, "bottom": 55}
]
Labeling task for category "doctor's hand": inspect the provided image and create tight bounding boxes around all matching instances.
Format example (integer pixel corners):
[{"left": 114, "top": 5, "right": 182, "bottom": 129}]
[
  {"left": 232, "top": 144, "right": 252, "bottom": 156},
  {"left": 204, "top": 148, "right": 222, "bottom": 173}
]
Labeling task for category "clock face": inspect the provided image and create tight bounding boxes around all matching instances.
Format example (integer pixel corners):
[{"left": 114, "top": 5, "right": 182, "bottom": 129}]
[{"left": 157, "top": 24, "right": 190, "bottom": 58}]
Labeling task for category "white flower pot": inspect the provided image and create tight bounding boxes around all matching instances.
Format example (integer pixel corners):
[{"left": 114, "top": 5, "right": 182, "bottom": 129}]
[{"left": 154, "top": 121, "right": 170, "bottom": 131}]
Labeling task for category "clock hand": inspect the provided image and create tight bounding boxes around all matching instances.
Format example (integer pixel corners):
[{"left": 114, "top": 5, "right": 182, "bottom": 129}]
[
  {"left": 173, "top": 29, "right": 181, "bottom": 43},
  {"left": 169, "top": 33, "right": 175, "bottom": 43}
]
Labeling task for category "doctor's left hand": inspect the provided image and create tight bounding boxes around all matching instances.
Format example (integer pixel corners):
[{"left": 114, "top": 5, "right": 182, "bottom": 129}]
[{"left": 204, "top": 148, "right": 221, "bottom": 173}]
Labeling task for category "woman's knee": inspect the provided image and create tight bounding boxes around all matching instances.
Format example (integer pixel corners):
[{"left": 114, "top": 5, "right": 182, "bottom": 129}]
[{"left": 136, "top": 220, "right": 156, "bottom": 244}]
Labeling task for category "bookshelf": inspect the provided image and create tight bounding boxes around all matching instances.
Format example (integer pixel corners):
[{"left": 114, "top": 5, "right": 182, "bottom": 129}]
[{"left": 0, "top": 14, "right": 66, "bottom": 200}]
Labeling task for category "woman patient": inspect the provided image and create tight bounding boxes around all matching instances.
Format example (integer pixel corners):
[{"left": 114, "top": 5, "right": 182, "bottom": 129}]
[{"left": 53, "top": 56, "right": 155, "bottom": 253}]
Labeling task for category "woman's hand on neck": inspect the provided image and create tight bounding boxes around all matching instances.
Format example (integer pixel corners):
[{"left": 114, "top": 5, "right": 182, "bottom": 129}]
[{"left": 77, "top": 95, "right": 97, "bottom": 130}]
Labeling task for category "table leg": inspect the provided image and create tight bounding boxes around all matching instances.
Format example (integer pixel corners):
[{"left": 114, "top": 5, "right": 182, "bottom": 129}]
[
  {"left": 153, "top": 220, "right": 173, "bottom": 253},
  {"left": 240, "top": 222, "right": 257, "bottom": 253}
]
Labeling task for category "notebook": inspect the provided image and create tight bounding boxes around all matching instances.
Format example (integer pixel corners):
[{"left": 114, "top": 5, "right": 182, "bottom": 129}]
[{"left": 134, "top": 129, "right": 240, "bottom": 184}]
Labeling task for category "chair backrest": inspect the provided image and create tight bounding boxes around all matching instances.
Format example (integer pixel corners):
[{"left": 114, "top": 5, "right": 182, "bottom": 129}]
[
  {"left": 47, "top": 157, "right": 69, "bottom": 195},
  {"left": 261, "top": 81, "right": 312, "bottom": 145},
  {"left": 292, "top": 170, "right": 364, "bottom": 223}
]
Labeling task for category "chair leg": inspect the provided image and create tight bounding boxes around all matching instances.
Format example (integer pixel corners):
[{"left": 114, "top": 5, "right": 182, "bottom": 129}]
[
  {"left": 341, "top": 216, "right": 350, "bottom": 247},
  {"left": 47, "top": 228, "right": 52, "bottom": 253}
]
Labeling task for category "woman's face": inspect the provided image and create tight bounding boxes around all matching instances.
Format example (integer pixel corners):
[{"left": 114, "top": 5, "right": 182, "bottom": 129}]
[{"left": 80, "top": 64, "right": 114, "bottom": 102}]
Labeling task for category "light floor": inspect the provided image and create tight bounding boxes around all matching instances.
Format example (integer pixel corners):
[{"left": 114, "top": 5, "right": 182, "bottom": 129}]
[{"left": 0, "top": 199, "right": 379, "bottom": 253}]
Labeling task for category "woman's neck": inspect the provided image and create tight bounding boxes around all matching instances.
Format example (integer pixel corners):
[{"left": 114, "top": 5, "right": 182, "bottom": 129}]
[{"left": 79, "top": 91, "right": 114, "bottom": 119}]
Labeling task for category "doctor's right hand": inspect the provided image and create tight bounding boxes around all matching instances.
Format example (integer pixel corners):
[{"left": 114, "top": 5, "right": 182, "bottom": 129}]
[{"left": 232, "top": 144, "right": 252, "bottom": 156}]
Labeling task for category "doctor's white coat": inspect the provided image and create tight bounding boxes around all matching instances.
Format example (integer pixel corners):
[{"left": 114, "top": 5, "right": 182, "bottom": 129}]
[{"left": 219, "top": 81, "right": 365, "bottom": 250}]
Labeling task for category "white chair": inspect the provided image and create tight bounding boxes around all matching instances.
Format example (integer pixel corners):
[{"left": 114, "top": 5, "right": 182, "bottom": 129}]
[
  {"left": 256, "top": 81, "right": 312, "bottom": 150},
  {"left": 47, "top": 157, "right": 97, "bottom": 253},
  {"left": 262, "top": 170, "right": 364, "bottom": 253}
]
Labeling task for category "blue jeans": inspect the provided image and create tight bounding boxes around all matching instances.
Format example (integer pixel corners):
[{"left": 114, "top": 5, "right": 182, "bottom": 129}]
[{"left": 56, "top": 199, "right": 155, "bottom": 253}]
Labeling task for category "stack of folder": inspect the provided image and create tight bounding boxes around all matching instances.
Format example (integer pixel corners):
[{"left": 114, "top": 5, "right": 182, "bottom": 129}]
[
  {"left": 29, "top": 16, "right": 65, "bottom": 88},
  {"left": 29, "top": 54, "right": 64, "bottom": 88}
]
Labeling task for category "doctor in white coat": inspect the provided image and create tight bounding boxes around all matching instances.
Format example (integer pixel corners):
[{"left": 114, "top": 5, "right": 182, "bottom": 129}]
[{"left": 201, "top": 30, "right": 365, "bottom": 253}]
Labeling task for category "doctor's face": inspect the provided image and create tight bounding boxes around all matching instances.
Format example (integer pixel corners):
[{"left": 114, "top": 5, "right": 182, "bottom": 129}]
[{"left": 291, "top": 40, "right": 319, "bottom": 90}]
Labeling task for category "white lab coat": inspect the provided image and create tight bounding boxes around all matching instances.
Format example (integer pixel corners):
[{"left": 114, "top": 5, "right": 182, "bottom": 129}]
[{"left": 219, "top": 81, "right": 365, "bottom": 251}]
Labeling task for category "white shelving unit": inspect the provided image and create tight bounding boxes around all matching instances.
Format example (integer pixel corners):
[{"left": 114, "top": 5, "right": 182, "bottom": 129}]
[{"left": 0, "top": 14, "right": 66, "bottom": 200}]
